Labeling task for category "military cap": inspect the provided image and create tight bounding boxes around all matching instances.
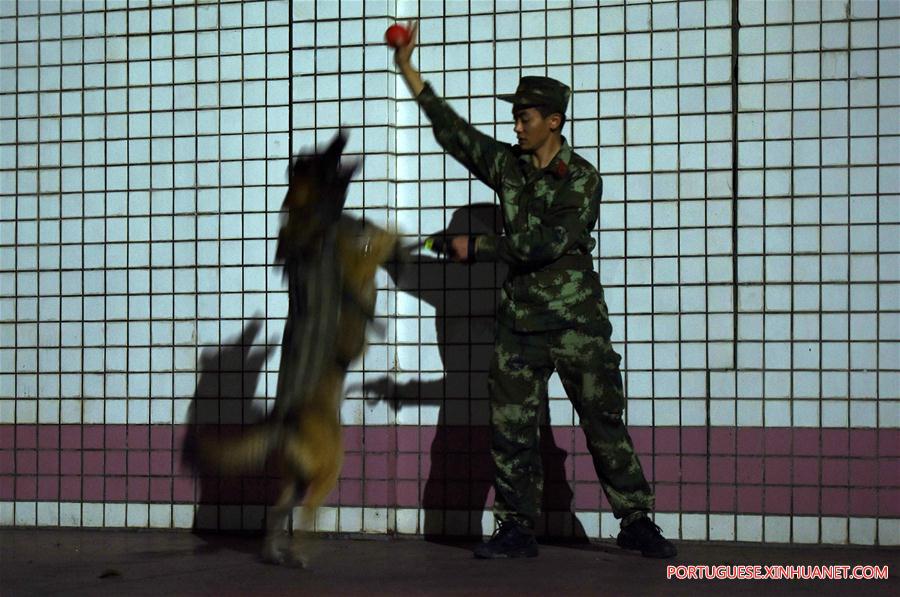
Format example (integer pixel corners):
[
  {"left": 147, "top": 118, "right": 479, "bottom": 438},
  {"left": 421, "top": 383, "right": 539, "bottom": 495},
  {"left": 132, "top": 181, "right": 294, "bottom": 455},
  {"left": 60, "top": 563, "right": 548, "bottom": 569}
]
[{"left": 497, "top": 76, "right": 572, "bottom": 115}]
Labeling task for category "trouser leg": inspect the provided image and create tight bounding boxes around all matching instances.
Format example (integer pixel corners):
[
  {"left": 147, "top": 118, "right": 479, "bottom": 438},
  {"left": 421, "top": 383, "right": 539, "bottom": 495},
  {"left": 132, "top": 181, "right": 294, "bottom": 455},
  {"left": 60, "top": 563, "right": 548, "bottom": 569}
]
[
  {"left": 551, "top": 328, "right": 654, "bottom": 524},
  {"left": 488, "top": 325, "right": 553, "bottom": 528}
]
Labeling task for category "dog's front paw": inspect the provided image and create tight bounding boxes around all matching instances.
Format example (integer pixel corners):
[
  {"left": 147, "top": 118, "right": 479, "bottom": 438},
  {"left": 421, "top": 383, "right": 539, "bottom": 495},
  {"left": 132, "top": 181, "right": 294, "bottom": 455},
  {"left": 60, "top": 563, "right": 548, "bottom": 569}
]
[
  {"left": 261, "top": 536, "right": 288, "bottom": 566},
  {"left": 281, "top": 547, "right": 308, "bottom": 568},
  {"left": 261, "top": 543, "right": 285, "bottom": 566}
]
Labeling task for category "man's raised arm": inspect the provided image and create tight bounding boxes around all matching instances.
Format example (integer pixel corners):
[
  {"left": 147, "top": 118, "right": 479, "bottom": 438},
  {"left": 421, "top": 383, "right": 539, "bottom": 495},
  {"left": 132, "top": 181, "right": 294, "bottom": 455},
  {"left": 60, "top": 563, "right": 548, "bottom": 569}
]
[
  {"left": 394, "top": 21, "right": 425, "bottom": 97},
  {"left": 393, "top": 21, "right": 511, "bottom": 194}
]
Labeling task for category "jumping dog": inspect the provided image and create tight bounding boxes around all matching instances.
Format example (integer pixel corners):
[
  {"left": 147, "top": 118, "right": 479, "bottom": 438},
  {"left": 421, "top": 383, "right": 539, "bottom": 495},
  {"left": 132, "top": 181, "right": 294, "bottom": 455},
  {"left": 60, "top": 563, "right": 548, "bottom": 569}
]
[{"left": 193, "top": 133, "right": 398, "bottom": 566}]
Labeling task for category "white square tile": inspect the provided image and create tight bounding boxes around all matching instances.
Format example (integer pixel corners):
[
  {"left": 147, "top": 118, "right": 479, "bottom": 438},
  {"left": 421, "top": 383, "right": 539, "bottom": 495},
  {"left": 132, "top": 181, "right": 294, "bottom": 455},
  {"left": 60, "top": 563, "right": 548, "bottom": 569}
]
[
  {"left": 625, "top": 371, "right": 652, "bottom": 399},
  {"left": 878, "top": 519, "right": 900, "bottom": 547},
  {"left": 681, "top": 342, "right": 709, "bottom": 370},
  {"left": 37, "top": 400, "right": 59, "bottom": 424},
  {"left": 80, "top": 503, "right": 103, "bottom": 528},
  {"left": 15, "top": 400, "right": 37, "bottom": 424},
  {"left": 822, "top": 372, "right": 850, "bottom": 399},
  {"left": 792, "top": 517, "right": 819, "bottom": 544},
  {"left": 850, "top": 371, "right": 878, "bottom": 398},
  {"left": 0, "top": 502, "right": 14, "bottom": 525},
  {"left": 709, "top": 514, "right": 735, "bottom": 541},
  {"left": 149, "top": 505, "right": 172, "bottom": 529},
  {"left": 681, "top": 372, "right": 706, "bottom": 398},
  {"left": 681, "top": 400, "right": 707, "bottom": 426},
  {"left": 340, "top": 399, "right": 364, "bottom": 426},
  {"left": 880, "top": 401, "right": 900, "bottom": 428},
  {"left": 127, "top": 504, "right": 149, "bottom": 528},
  {"left": 765, "top": 516, "right": 791, "bottom": 543},
  {"left": 363, "top": 507, "right": 389, "bottom": 534},
  {"left": 339, "top": 507, "right": 362, "bottom": 533},
  {"left": 15, "top": 502, "right": 37, "bottom": 526},
  {"left": 150, "top": 399, "right": 173, "bottom": 424},
  {"left": 104, "top": 399, "right": 127, "bottom": 424},
  {"left": 37, "top": 502, "right": 58, "bottom": 526},
  {"left": 58, "top": 503, "right": 81, "bottom": 527},
  {"left": 764, "top": 400, "right": 791, "bottom": 426},
  {"left": 822, "top": 401, "right": 849, "bottom": 427},
  {"left": 648, "top": 1, "right": 676, "bottom": 32},
  {"left": 709, "top": 400, "right": 736, "bottom": 426},
  {"left": 736, "top": 514, "right": 762, "bottom": 542},
  {"left": 626, "top": 399, "right": 652, "bottom": 426},
  {"left": 850, "top": 401, "right": 877, "bottom": 427},
  {"left": 396, "top": 508, "right": 419, "bottom": 535},
  {"left": 681, "top": 514, "right": 707, "bottom": 541},
  {"left": 849, "top": 518, "right": 877, "bottom": 545},
  {"left": 821, "top": 517, "right": 848, "bottom": 544},
  {"left": 417, "top": 403, "right": 440, "bottom": 426},
  {"left": 654, "top": 399, "right": 680, "bottom": 426},
  {"left": 104, "top": 503, "right": 126, "bottom": 527},
  {"left": 736, "top": 399, "right": 763, "bottom": 425},
  {"left": 172, "top": 505, "right": 195, "bottom": 529}
]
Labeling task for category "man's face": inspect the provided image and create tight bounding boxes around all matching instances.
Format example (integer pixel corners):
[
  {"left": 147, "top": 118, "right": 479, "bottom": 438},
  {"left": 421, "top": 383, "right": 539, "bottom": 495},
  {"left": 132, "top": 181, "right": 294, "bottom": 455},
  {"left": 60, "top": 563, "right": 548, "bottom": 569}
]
[{"left": 513, "top": 106, "right": 559, "bottom": 152}]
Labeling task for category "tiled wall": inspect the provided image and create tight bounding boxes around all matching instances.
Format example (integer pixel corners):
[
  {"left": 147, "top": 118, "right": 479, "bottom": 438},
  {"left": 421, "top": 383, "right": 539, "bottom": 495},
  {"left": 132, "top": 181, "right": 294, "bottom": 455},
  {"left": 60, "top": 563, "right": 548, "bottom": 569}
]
[{"left": 0, "top": 0, "right": 897, "bottom": 545}]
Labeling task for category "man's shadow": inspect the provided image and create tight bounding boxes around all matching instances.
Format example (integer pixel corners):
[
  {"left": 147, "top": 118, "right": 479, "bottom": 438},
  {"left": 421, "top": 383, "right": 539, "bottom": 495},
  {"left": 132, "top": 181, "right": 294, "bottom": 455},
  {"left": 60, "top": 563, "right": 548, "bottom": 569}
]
[
  {"left": 180, "top": 319, "right": 277, "bottom": 552},
  {"left": 365, "top": 203, "right": 587, "bottom": 544}
]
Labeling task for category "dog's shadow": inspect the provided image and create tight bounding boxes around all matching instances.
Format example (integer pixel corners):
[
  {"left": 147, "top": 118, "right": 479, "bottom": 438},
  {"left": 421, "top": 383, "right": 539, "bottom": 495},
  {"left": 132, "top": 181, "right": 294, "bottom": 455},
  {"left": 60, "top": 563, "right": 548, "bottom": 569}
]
[
  {"left": 180, "top": 319, "right": 277, "bottom": 555},
  {"left": 366, "top": 203, "right": 588, "bottom": 545}
]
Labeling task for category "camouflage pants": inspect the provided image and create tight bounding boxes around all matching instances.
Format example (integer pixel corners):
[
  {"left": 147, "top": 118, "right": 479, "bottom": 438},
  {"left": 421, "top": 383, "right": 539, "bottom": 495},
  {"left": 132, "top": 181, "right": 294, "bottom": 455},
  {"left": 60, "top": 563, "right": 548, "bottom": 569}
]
[{"left": 488, "top": 322, "right": 654, "bottom": 528}]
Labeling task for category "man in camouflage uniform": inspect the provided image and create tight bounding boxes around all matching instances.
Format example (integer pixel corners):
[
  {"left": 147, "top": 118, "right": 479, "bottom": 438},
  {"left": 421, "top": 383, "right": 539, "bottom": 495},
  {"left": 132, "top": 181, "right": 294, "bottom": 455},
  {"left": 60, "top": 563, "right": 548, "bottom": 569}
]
[{"left": 394, "top": 23, "right": 675, "bottom": 559}]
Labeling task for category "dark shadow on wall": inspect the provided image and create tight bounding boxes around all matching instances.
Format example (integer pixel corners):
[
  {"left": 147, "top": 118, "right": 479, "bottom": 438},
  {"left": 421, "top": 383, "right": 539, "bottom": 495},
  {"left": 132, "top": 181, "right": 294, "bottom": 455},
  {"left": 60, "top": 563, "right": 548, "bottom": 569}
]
[
  {"left": 365, "top": 203, "right": 587, "bottom": 544},
  {"left": 181, "top": 319, "right": 276, "bottom": 548}
]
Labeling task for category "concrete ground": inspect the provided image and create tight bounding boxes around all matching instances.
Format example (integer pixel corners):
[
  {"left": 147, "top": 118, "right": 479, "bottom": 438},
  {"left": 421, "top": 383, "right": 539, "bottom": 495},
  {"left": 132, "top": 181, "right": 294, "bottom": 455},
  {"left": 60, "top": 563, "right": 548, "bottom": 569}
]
[{"left": 1, "top": 529, "right": 898, "bottom": 596}]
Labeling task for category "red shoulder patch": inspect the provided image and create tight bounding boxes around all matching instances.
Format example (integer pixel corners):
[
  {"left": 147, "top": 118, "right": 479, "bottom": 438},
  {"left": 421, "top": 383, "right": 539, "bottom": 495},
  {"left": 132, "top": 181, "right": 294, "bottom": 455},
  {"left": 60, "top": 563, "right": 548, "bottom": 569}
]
[{"left": 555, "top": 160, "right": 568, "bottom": 178}]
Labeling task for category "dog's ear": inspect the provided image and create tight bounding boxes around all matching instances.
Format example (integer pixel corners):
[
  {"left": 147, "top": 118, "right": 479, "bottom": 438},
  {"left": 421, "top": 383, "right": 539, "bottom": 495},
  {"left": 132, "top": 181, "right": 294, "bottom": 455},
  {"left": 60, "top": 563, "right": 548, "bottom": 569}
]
[
  {"left": 327, "top": 133, "right": 359, "bottom": 184},
  {"left": 338, "top": 157, "right": 361, "bottom": 184},
  {"left": 321, "top": 130, "right": 349, "bottom": 169}
]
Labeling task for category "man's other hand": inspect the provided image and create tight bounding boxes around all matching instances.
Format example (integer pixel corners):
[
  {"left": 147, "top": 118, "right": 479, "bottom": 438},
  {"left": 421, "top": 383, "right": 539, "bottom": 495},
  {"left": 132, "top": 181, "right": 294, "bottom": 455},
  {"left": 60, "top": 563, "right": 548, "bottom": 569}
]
[{"left": 450, "top": 235, "right": 472, "bottom": 263}]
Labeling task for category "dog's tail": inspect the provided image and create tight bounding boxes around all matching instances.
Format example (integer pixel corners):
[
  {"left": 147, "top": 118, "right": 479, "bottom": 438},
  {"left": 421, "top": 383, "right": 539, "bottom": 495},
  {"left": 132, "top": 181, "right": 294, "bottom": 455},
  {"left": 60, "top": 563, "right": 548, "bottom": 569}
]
[{"left": 195, "top": 423, "right": 281, "bottom": 475}]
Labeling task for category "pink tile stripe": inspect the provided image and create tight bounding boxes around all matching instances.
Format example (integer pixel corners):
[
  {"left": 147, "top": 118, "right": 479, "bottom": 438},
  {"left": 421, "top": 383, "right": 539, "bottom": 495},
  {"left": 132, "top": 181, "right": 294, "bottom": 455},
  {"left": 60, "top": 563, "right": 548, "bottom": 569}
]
[{"left": 0, "top": 424, "right": 897, "bottom": 517}]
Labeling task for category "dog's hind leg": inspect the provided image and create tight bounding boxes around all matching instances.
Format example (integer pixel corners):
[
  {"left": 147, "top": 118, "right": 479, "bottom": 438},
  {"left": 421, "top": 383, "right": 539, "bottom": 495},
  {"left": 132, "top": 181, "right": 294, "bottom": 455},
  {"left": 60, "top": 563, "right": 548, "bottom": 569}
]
[
  {"left": 282, "top": 452, "right": 342, "bottom": 568},
  {"left": 297, "top": 429, "right": 344, "bottom": 536},
  {"left": 278, "top": 427, "right": 343, "bottom": 567},
  {"left": 262, "top": 480, "right": 306, "bottom": 567}
]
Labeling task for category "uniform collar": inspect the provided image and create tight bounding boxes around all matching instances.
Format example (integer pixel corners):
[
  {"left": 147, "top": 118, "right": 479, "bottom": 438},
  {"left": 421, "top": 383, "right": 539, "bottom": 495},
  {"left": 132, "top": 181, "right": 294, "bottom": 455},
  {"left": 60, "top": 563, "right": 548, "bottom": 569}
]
[{"left": 517, "top": 136, "right": 572, "bottom": 179}]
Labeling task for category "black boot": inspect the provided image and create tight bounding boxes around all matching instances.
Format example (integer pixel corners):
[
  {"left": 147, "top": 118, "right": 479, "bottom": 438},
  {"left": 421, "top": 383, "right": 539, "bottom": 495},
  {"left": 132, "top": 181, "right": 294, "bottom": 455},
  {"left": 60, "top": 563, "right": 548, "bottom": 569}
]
[
  {"left": 616, "top": 516, "right": 677, "bottom": 558},
  {"left": 473, "top": 521, "right": 539, "bottom": 559}
]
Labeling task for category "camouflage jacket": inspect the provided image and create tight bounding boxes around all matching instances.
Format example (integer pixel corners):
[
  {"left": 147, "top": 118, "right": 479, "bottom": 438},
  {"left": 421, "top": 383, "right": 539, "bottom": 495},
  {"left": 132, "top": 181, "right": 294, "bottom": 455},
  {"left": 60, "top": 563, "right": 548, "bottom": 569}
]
[{"left": 417, "top": 83, "right": 608, "bottom": 332}]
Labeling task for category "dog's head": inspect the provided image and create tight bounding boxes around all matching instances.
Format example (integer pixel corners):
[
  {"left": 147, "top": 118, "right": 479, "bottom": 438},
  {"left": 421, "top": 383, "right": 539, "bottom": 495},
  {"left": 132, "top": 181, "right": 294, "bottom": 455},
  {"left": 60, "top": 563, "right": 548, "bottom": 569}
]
[
  {"left": 278, "top": 132, "right": 360, "bottom": 258},
  {"left": 283, "top": 131, "right": 358, "bottom": 214}
]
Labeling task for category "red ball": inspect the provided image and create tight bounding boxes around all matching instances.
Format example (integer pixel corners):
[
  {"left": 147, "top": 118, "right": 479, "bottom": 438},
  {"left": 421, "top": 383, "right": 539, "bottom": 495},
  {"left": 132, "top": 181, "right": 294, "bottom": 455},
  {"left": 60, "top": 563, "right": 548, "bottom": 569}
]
[{"left": 385, "top": 24, "right": 410, "bottom": 48}]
